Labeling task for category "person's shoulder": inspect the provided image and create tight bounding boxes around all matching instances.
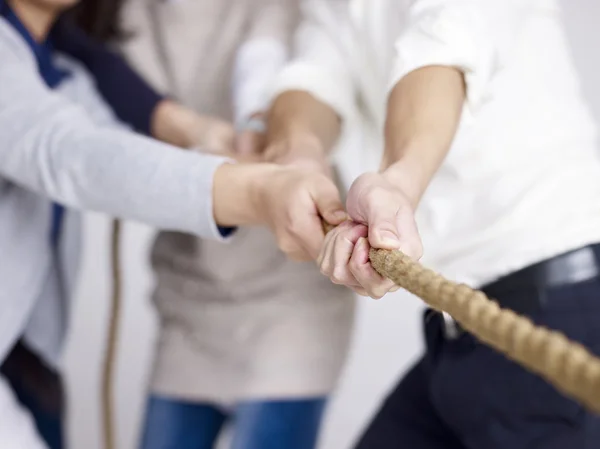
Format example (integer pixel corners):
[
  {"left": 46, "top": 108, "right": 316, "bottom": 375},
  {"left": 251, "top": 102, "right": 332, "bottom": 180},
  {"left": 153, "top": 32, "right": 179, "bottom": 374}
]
[
  {"left": 54, "top": 54, "right": 125, "bottom": 129},
  {"left": 0, "top": 17, "right": 36, "bottom": 66}
]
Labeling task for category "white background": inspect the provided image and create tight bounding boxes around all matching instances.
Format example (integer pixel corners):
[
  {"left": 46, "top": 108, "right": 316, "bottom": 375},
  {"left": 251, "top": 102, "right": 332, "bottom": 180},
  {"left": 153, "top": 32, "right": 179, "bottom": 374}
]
[{"left": 63, "top": 2, "right": 600, "bottom": 448}]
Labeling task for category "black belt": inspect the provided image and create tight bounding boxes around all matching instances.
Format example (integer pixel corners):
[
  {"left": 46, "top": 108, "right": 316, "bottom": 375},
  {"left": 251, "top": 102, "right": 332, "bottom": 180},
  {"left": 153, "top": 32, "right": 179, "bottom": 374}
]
[{"left": 440, "top": 243, "right": 600, "bottom": 339}]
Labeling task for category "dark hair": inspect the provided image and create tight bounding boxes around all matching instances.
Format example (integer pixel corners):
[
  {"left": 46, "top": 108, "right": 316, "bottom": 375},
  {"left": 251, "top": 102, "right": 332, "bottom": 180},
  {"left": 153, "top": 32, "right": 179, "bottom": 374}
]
[{"left": 66, "top": 0, "right": 127, "bottom": 42}]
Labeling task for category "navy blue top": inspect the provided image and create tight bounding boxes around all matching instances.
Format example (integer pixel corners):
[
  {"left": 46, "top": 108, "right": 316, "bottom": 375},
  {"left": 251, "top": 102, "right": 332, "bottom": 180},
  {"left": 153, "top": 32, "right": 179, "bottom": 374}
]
[{"left": 52, "top": 20, "right": 163, "bottom": 135}]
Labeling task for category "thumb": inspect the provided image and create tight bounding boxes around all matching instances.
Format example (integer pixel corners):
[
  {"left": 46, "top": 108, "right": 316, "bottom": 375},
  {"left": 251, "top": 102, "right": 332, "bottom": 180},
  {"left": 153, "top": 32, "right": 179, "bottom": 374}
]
[
  {"left": 313, "top": 180, "right": 347, "bottom": 226},
  {"left": 368, "top": 208, "right": 401, "bottom": 250}
]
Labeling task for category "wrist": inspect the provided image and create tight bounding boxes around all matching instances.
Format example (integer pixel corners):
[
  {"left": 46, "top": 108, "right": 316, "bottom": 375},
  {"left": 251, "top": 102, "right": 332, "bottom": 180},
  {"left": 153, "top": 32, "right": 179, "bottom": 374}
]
[
  {"left": 381, "top": 159, "right": 427, "bottom": 209},
  {"left": 265, "top": 131, "right": 326, "bottom": 162},
  {"left": 213, "top": 163, "right": 278, "bottom": 226},
  {"left": 380, "top": 136, "right": 446, "bottom": 208}
]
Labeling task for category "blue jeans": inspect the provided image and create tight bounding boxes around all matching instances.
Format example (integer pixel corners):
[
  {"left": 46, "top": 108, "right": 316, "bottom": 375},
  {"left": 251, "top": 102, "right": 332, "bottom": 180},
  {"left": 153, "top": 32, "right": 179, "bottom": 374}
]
[{"left": 140, "top": 395, "right": 327, "bottom": 449}]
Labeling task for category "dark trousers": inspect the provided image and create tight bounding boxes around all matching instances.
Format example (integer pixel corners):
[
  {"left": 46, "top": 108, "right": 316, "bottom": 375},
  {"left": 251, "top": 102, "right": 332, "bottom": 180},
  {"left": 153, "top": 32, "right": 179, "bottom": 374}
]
[
  {"left": 0, "top": 341, "right": 65, "bottom": 449},
  {"left": 356, "top": 276, "right": 600, "bottom": 448}
]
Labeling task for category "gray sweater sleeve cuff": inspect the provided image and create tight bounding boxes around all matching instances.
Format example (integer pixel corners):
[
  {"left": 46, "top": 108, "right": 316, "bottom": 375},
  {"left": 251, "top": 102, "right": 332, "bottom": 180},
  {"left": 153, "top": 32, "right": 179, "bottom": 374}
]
[{"left": 184, "top": 155, "right": 235, "bottom": 241}]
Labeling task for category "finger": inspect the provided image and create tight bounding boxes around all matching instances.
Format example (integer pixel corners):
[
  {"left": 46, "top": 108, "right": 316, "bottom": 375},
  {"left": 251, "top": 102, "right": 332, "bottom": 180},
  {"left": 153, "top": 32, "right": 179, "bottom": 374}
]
[
  {"left": 313, "top": 179, "right": 347, "bottom": 226},
  {"left": 290, "top": 212, "right": 328, "bottom": 260},
  {"left": 395, "top": 208, "right": 424, "bottom": 261},
  {"left": 352, "top": 286, "right": 369, "bottom": 297},
  {"left": 329, "top": 226, "right": 366, "bottom": 286},
  {"left": 349, "top": 237, "right": 396, "bottom": 299},
  {"left": 318, "top": 221, "right": 363, "bottom": 275},
  {"left": 367, "top": 202, "right": 402, "bottom": 250},
  {"left": 317, "top": 225, "right": 338, "bottom": 274}
]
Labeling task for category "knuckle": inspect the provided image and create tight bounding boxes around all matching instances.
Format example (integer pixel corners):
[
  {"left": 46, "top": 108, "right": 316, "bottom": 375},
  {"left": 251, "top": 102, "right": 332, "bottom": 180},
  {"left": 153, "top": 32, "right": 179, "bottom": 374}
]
[
  {"left": 348, "top": 255, "right": 366, "bottom": 274},
  {"left": 286, "top": 217, "right": 304, "bottom": 237},
  {"left": 369, "top": 289, "right": 385, "bottom": 300},
  {"left": 371, "top": 284, "right": 391, "bottom": 299},
  {"left": 330, "top": 267, "right": 348, "bottom": 285},
  {"left": 276, "top": 236, "right": 297, "bottom": 256},
  {"left": 319, "top": 264, "right": 331, "bottom": 277}
]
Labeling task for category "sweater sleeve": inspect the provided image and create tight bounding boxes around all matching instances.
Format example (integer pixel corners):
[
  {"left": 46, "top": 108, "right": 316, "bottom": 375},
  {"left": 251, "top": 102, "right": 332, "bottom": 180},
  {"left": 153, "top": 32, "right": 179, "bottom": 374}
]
[
  {"left": 0, "top": 20, "right": 228, "bottom": 240},
  {"left": 52, "top": 20, "right": 163, "bottom": 135}
]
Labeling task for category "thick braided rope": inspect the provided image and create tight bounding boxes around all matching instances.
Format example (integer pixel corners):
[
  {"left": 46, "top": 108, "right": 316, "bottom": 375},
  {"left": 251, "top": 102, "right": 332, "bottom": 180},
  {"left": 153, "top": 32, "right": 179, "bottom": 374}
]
[{"left": 367, "top": 248, "right": 600, "bottom": 413}]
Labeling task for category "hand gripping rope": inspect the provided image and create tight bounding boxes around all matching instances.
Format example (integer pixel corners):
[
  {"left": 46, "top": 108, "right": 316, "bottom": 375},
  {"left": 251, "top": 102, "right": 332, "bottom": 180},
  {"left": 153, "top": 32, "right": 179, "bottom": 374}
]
[{"left": 322, "top": 221, "right": 600, "bottom": 413}]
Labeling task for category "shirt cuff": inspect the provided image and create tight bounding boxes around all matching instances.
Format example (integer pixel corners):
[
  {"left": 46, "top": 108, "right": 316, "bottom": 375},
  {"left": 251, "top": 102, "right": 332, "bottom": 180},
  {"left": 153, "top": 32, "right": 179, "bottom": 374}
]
[
  {"left": 388, "top": 6, "right": 495, "bottom": 115},
  {"left": 217, "top": 226, "right": 237, "bottom": 238},
  {"left": 233, "top": 38, "right": 288, "bottom": 128},
  {"left": 196, "top": 158, "right": 238, "bottom": 242},
  {"left": 270, "top": 61, "right": 356, "bottom": 126}
]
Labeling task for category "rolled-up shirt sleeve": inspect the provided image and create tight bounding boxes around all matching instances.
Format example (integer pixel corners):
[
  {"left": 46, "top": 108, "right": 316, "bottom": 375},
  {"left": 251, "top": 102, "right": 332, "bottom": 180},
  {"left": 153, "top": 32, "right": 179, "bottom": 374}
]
[
  {"left": 270, "top": 0, "right": 357, "bottom": 123},
  {"left": 232, "top": 0, "right": 296, "bottom": 126},
  {"left": 389, "top": 0, "right": 541, "bottom": 112}
]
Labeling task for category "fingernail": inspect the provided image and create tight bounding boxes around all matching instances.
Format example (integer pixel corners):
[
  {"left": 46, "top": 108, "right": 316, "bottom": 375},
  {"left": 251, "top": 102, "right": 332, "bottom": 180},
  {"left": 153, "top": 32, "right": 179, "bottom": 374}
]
[
  {"left": 375, "top": 231, "right": 401, "bottom": 248},
  {"left": 332, "top": 210, "right": 347, "bottom": 221}
]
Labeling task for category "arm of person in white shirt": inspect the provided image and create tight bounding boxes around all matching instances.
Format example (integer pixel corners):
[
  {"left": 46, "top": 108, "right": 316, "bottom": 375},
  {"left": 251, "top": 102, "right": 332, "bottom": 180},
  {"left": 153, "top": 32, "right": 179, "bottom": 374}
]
[
  {"left": 318, "top": 0, "right": 538, "bottom": 297},
  {"left": 0, "top": 22, "right": 345, "bottom": 261},
  {"left": 262, "top": 0, "right": 357, "bottom": 173},
  {"left": 232, "top": 0, "right": 298, "bottom": 155}
]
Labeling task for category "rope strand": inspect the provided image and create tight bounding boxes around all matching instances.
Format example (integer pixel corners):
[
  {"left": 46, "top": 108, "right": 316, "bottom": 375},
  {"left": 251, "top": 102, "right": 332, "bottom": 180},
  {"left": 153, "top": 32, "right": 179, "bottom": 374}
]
[
  {"left": 369, "top": 247, "right": 600, "bottom": 413},
  {"left": 102, "top": 219, "right": 122, "bottom": 449}
]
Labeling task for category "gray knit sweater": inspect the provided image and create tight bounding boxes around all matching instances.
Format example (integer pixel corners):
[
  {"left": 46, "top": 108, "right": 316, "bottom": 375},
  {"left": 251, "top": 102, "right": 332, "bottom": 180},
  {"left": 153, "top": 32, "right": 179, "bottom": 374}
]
[{"left": 0, "top": 17, "right": 230, "bottom": 373}]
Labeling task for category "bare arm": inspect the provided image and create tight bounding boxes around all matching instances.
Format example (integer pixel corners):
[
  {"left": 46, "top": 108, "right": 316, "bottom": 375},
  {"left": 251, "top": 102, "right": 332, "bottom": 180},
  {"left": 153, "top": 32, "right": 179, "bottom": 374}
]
[
  {"left": 318, "top": 0, "right": 542, "bottom": 298},
  {"left": 381, "top": 65, "right": 466, "bottom": 207},
  {"left": 262, "top": 0, "right": 355, "bottom": 168},
  {"left": 265, "top": 90, "right": 341, "bottom": 158}
]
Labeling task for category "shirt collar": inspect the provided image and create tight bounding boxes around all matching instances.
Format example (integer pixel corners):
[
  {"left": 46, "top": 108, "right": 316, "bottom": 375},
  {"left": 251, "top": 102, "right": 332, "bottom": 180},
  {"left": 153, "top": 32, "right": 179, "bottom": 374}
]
[{"left": 1, "top": 1, "right": 70, "bottom": 88}]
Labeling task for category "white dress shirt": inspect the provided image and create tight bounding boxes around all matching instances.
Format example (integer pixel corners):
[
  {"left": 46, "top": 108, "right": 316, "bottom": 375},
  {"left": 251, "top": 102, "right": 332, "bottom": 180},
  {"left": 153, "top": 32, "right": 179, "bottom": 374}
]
[{"left": 273, "top": 0, "right": 600, "bottom": 287}]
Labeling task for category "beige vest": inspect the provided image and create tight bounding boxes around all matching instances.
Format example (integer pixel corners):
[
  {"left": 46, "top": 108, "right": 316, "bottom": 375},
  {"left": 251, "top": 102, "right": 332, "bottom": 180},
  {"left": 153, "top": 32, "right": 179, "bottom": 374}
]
[{"left": 120, "top": 0, "right": 355, "bottom": 403}]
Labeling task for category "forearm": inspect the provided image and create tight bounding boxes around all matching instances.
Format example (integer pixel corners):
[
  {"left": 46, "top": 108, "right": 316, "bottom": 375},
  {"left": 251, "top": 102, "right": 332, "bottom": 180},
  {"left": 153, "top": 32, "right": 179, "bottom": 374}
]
[
  {"left": 382, "top": 66, "right": 465, "bottom": 207},
  {"left": 150, "top": 99, "right": 198, "bottom": 148},
  {"left": 266, "top": 90, "right": 342, "bottom": 157},
  {"left": 213, "top": 163, "right": 275, "bottom": 226}
]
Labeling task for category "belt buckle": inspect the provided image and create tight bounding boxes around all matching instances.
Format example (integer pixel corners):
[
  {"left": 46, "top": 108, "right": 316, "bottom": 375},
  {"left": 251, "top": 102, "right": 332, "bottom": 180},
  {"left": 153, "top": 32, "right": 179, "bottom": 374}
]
[{"left": 442, "top": 312, "right": 461, "bottom": 340}]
